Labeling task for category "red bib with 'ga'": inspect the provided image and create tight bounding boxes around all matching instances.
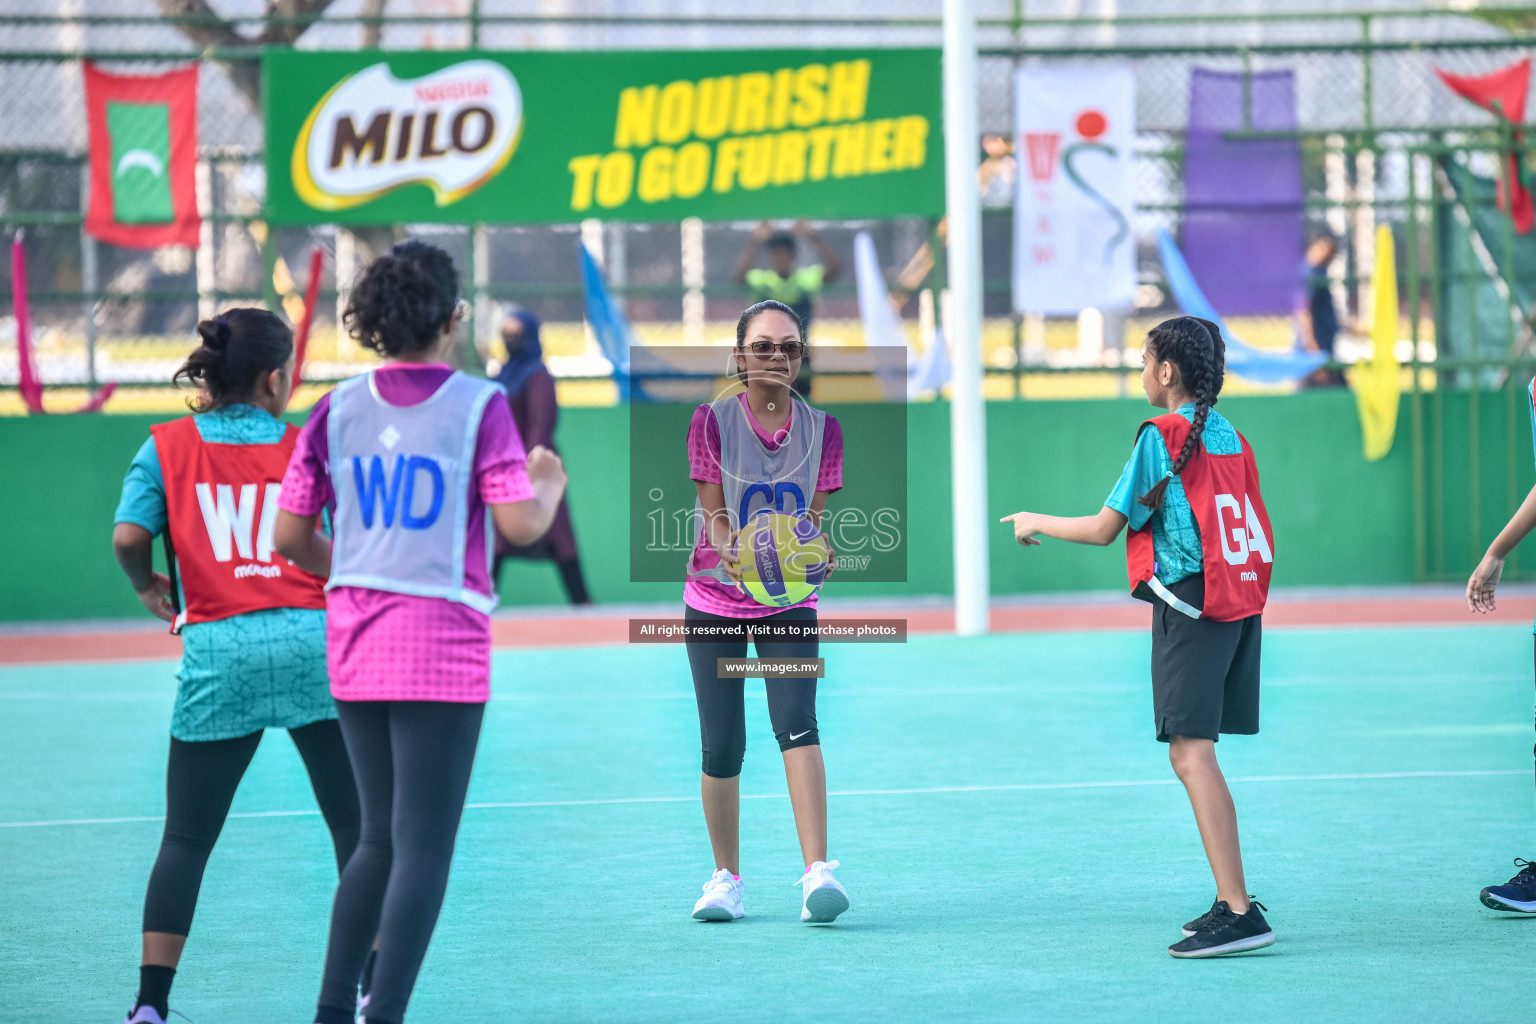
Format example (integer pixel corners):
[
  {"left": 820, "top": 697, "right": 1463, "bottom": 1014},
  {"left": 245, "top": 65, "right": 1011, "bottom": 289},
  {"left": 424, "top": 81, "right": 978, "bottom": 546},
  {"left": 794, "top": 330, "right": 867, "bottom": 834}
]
[
  {"left": 1125, "top": 411, "right": 1274, "bottom": 622},
  {"left": 151, "top": 416, "right": 327, "bottom": 631}
]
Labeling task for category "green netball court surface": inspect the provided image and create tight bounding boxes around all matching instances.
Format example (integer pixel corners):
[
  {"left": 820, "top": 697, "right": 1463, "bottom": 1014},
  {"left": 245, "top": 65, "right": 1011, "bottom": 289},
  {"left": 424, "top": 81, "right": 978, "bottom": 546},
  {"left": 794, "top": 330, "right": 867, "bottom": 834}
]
[{"left": 3, "top": 614, "right": 1534, "bottom": 1023}]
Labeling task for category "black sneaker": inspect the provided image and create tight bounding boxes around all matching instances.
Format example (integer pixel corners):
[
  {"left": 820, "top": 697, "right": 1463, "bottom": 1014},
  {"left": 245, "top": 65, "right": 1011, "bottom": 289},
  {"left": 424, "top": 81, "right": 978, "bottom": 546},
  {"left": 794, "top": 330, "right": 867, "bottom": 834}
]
[
  {"left": 1480, "top": 858, "right": 1536, "bottom": 913},
  {"left": 1182, "top": 895, "right": 1259, "bottom": 937},
  {"left": 1182, "top": 898, "right": 1220, "bottom": 938},
  {"left": 1168, "top": 900, "right": 1275, "bottom": 958}
]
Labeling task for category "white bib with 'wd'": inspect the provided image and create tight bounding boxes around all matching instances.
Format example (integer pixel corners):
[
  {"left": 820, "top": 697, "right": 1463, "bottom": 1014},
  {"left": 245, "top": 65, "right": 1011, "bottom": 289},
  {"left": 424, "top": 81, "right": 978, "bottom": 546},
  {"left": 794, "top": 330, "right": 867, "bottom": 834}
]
[{"left": 327, "top": 369, "right": 503, "bottom": 613}]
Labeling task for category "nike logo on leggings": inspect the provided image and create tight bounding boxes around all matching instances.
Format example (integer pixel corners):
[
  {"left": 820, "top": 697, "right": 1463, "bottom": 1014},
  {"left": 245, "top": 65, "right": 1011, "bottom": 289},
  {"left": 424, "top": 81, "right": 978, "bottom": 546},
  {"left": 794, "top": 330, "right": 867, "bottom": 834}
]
[{"left": 789, "top": 730, "right": 812, "bottom": 741}]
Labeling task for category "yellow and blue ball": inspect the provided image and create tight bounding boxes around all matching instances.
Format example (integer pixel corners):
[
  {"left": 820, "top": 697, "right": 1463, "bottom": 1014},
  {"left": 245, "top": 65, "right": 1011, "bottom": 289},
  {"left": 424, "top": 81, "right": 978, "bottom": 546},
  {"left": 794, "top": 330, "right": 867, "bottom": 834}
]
[{"left": 736, "top": 511, "right": 830, "bottom": 608}]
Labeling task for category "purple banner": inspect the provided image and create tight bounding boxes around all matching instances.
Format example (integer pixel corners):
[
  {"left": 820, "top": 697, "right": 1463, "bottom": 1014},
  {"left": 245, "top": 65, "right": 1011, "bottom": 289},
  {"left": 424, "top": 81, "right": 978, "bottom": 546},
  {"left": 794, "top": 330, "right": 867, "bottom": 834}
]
[{"left": 1182, "top": 69, "right": 1304, "bottom": 315}]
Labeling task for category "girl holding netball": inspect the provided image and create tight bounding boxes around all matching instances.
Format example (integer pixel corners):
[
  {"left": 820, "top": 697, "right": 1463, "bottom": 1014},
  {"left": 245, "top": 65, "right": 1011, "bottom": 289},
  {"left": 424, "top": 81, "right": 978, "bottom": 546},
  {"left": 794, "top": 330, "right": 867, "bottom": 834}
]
[
  {"left": 683, "top": 299, "right": 848, "bottom": 924},
  {"left": 1465, "top": 375, "right": 1536, "bottom": 915},
  {"left": 274, "top": 240, "right": 567, "bottom": 1024},
  {"left": 1000, "top": 315, "right": 1276, "bottom": 958},
  {"left": 111, "top": 309, "right": 359, "bottom": 1024}
]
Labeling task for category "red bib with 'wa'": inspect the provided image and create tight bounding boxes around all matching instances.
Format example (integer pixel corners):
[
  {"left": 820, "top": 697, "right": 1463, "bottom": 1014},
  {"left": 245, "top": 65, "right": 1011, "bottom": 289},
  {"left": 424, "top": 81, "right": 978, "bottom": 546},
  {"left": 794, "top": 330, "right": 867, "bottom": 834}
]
[
  {"left": 1125, "top": 412, "right": 1274, "bottom": 622},
  {"left": 151, "top": 416, "right": 327, "bottom": 631}
]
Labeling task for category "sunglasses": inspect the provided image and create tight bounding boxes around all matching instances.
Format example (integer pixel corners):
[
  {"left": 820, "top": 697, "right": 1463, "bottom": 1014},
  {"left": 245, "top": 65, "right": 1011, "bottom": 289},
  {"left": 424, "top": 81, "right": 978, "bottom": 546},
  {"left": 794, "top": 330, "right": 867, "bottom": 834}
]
[{"left": 743, "top": 340, "right": 807, "bottom": 359}]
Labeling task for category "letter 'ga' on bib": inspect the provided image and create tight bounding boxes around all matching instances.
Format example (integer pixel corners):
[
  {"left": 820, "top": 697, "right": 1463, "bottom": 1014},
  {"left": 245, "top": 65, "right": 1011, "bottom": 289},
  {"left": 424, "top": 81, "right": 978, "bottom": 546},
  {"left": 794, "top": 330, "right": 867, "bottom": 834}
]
[
  {"left": 151, "top": 416, "right": 328, "bottom": 633},
  {"left": 1124, "top": 411, "right": 1273, "bottom": 621}
]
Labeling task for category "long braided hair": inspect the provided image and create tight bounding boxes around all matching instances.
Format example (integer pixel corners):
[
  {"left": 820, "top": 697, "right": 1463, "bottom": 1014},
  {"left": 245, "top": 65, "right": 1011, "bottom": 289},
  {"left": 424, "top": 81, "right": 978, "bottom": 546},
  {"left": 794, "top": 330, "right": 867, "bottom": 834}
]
[{"left": 1135, "top": 315, "right": 1226, "bottom": 511}]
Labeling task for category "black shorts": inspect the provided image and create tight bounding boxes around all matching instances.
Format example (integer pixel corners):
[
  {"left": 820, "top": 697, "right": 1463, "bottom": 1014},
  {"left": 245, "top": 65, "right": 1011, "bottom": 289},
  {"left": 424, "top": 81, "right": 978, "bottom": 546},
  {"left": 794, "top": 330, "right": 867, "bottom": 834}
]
[
  {"left": 1150, "top": 574, "right": 1262, "bottom": 743},
  {"left": 683, "top": 605, "right": 820, "bottom": 779}
]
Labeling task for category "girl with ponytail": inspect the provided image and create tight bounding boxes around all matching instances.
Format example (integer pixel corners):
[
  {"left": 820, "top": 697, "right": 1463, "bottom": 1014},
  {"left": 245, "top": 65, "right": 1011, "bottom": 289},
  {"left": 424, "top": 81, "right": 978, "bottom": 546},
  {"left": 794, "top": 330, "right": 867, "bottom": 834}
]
[
  {"left": 1000, "top": 315, "right": 1277, "bottom": 959},
  {"left": 110, "top": 309, "right": 359, "bottom": 1024}
]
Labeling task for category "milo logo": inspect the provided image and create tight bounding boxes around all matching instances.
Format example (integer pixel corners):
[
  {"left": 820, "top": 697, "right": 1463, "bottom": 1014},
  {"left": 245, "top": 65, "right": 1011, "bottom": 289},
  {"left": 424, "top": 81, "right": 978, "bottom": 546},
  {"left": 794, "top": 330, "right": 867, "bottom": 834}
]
[{"left": 292, "top": 60, "right": 523, "bottom": 210}]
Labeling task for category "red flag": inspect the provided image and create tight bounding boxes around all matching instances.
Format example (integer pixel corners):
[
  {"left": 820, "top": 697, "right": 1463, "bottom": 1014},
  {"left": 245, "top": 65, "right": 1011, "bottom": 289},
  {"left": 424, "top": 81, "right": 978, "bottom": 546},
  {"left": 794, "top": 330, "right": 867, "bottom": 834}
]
[
  {"left": 83, "top": 63, "right": 200, "bottom": 249},
  {"left": 1436, "top": 59, "right": 1530, "bottom": 122},
  {"left": 1435, "top": 58, "right": 1534, "bottom": 233},
  {"left": 10, "top": 234, "right": 117, "bottom": 414},
  {"left": 10, "top": 234, "right": 44, "bottom": 413},
  {"left": 293, "top": 247, "right": 324, "bottom": 387}
]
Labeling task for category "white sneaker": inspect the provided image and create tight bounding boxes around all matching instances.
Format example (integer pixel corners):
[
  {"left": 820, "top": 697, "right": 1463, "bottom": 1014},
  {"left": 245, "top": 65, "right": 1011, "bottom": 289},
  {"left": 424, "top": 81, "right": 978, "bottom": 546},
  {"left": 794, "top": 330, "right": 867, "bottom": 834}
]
[
  {"left": 795, "top": 860, "right": 849, "bottom": 923},
  {"left": 692, "top": 868, "right": 744, "bottom": 921},
  {"left": 125, "top": 1008, "right": 167, "bottom": 1024}
]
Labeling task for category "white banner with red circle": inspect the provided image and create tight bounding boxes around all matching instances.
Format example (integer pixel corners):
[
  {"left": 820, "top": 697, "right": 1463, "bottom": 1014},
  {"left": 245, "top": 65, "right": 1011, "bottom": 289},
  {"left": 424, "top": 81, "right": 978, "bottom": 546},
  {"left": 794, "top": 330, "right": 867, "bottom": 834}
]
[{"left": 1012, "top": 65, "right": 1137, "bottom": 315}]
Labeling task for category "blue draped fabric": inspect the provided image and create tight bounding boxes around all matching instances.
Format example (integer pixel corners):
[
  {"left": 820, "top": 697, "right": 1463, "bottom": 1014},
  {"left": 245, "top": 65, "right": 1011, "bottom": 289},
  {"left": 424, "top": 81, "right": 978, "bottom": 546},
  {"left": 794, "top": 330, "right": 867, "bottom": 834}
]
[
  {"left": 1157, "top": 229, "right": 1328, "bottom": 383},
  {"left": 579, "top": 242, "right": 633, "bottom": 400}
]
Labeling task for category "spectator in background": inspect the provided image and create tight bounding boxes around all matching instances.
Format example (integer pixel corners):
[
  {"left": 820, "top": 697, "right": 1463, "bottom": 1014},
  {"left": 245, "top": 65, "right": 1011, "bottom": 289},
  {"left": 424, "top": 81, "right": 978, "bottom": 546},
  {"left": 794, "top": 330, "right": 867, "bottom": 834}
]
[
  {"left": 977, "top": 133, "right": 1018, "bottom": 208},
  {"left": 491, "top": 307, "right": 590, "bottom": 604},
  {"left": 888, "top": 136, "right": 1013, "bottom": 309},
  {"left": 1297, "top": 231, "right": 1348, "bottom": 387},
  {"left": 735, "top": 220, "right": 843, "bottom": 397}
]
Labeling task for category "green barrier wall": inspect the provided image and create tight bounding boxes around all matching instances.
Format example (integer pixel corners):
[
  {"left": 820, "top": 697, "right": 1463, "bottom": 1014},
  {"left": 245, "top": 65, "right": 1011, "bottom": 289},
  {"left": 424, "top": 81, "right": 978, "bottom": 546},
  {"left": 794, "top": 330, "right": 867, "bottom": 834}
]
[{"left": 0, "top": 389, "right": 1482, "bottom": 623}]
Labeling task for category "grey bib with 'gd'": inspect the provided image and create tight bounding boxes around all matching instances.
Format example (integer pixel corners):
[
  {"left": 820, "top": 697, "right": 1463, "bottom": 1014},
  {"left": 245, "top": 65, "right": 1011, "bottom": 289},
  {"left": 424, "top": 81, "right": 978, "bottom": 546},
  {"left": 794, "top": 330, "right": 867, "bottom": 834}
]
[
  {"left": 327, "top": 370, "right": 504, "bottom": 613},
  {"left": 688, "top": 392, "right": 825, "bottom": 583}
]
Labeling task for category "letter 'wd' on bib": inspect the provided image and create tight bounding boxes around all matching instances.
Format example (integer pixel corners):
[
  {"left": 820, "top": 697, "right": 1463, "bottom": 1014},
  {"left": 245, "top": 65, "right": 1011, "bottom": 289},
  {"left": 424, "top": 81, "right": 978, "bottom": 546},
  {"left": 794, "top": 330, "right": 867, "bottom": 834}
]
[{"left": 327, "top": 369, "right": 505, "bottom": 613}]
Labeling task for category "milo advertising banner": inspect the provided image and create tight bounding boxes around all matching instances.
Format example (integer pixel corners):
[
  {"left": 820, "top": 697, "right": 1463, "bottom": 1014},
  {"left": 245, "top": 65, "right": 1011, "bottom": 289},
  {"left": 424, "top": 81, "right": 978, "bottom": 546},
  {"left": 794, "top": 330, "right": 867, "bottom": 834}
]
[{"left": 263, "top": 48, "right": 943, "bottom": 224}]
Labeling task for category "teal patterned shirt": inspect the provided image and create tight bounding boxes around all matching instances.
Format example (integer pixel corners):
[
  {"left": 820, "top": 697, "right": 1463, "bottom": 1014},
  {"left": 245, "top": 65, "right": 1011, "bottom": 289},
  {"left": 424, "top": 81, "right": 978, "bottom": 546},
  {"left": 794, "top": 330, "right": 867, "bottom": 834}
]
[
  {"left": 114, "top": 405, "right": 334, "bottom": 742},
  {"left": 1103, "top": 404, "right": 1242, "bottom": 585}
]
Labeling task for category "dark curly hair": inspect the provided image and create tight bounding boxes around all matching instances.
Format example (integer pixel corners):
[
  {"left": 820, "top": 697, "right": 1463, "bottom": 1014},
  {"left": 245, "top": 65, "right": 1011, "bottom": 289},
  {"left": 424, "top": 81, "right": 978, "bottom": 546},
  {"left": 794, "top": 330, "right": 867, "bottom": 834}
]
[
  {"left": 172, "top": 307, "right": 293, "bottom": 413},
  {"left": 1136, "top": 315, "right": 1226, "bottom": 512},
  {"left": 343, "top": 239, "right": 461, "bottom": 357}
]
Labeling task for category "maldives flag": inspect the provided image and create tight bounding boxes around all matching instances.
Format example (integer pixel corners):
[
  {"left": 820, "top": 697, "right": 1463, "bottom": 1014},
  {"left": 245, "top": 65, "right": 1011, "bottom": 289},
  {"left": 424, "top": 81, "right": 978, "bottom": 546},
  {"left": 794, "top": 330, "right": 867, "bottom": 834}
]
[{"left": 83, "top": 62, "right": 200, "bottom": 249}]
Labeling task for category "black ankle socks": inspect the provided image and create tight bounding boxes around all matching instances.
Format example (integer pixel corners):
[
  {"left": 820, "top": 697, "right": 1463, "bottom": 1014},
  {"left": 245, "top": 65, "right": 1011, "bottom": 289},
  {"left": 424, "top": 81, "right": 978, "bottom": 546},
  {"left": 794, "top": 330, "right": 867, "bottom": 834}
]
[{"left": 136, "top": 964, "right": 176, "bottom": 1017}]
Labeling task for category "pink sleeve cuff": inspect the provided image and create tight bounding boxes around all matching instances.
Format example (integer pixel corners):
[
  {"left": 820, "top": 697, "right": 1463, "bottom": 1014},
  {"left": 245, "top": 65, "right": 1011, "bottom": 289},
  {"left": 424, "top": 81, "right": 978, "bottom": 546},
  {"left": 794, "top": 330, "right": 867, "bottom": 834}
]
[
  {"left": 687, "top": 404, "right": 723, "bottom": 484},
  {"left": 482, "top": 465, "right": 537, "bottom": 504},
  {"left": 276, "top": 484, "right": 330, "bottom": 517},
  {"left": 474, "top": 398, "right": 535, "bottom": 503},
  {"left": 816, "top": 414, "right": 844, "bottom": 493}
]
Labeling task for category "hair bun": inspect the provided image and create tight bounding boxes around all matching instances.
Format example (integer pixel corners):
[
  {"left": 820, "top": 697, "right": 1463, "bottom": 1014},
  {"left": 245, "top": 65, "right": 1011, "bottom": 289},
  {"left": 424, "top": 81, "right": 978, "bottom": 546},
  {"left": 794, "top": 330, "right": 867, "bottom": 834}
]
[
  {"left": 196, "top": 317, "right": 233, "bottom": 352},
  {"left": 177, "top": 308, "right": 293, "bottom": 413}
]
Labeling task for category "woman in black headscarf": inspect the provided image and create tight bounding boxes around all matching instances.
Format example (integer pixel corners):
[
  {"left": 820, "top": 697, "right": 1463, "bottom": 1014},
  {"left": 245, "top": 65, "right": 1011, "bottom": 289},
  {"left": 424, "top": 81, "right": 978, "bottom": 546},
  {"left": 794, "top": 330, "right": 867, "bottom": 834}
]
[{"left": 493, "top": 307, "right": 590, "bottom": 604}]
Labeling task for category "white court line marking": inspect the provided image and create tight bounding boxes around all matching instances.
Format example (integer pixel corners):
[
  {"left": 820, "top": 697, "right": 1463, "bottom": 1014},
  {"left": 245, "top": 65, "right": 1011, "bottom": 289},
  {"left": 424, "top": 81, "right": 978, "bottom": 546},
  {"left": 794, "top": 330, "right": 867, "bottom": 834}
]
[
  {"left": 0, "top": 675, "right": 1524, "bottom": 703},
  {"left": 0, "top": 768, "right": 1522, "bottom": 830}
]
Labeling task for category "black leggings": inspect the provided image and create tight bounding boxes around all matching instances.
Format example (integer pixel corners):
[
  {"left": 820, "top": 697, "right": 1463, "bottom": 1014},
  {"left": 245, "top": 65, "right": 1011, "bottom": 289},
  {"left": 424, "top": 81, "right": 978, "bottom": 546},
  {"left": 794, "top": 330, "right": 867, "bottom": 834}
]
[
  {"left": 684, "top": 605, "right": 820, "bottom": 779},
  {"left": 317, "top": 700, "right": 485, "bottom": 1024},
  {"left": 142, "top": 719, "right": 360, "bottom": 936}
]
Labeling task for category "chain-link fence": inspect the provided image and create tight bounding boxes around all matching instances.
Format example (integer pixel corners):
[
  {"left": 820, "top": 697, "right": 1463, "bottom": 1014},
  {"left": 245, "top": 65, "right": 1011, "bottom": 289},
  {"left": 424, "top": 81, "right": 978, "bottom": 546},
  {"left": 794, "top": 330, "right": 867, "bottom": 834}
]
[{"left": 2, "top": 3, "right": 1535, "bottom": 412}]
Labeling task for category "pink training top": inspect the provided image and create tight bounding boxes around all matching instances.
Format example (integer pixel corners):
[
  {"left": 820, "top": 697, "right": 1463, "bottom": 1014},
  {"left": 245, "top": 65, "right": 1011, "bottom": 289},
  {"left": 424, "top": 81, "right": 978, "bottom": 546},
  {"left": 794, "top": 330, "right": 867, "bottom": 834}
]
[
  {"left": 279, "top": 364, "right": 535, "bottom": 702},
  {"left": 684, "top": 393, "right": 844, "bottom": 618}
]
